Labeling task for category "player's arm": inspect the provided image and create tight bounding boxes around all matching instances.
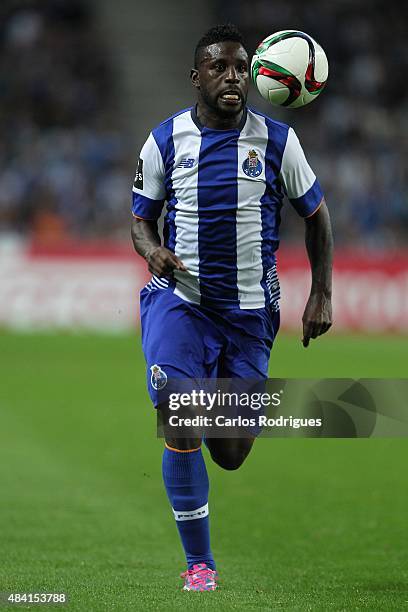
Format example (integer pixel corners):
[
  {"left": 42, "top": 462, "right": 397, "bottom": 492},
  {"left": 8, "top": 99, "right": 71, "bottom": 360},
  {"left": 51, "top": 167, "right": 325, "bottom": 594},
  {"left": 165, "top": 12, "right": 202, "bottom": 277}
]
[
  {"left": 130, "top": 133, "right": 186, "bottom": 277},
  {"left": 302, "top": 198, "right": 333, "bottom": 347},
  {"left": 131, "top": 218, "right": 186, "bottom": 276},
  {"left": 279, "top": 127, "right": 333, "bottom": 347}
]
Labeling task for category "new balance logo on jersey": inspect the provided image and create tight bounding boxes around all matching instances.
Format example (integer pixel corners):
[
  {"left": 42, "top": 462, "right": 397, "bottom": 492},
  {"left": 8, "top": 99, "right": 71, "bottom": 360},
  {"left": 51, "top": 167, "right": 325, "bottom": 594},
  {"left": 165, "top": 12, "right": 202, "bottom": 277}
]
[{"left": 177, "top": 158, "right": 195, "bottom": 168}]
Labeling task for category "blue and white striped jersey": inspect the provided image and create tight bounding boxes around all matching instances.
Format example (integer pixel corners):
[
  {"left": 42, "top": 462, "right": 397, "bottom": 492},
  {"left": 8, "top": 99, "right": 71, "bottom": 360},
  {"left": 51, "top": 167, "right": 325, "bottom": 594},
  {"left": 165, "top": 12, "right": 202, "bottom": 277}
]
[{"left": 132, "top": 106, "right": 323, "bottom": 310}]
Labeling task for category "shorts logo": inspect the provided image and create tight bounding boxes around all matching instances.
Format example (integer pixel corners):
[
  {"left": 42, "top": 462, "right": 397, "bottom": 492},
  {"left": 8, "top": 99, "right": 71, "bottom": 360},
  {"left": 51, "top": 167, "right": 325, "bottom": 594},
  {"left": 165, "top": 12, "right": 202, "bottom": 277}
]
[
  {"left": 242, "top": 149, "right": 263, "bottom": 177},
  {"left": 150, "top": 364, "right": 167, "bottom": 390},
  {"left": 133, "top": 158, "right": 143, "bottom": 189}
]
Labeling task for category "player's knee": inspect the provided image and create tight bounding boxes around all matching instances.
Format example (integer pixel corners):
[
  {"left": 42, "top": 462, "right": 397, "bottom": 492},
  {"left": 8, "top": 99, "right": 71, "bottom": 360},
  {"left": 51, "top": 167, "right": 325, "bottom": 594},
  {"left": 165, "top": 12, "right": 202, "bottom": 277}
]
[
  {"left": 218, "top": 458, "right": 245, "bottom": 471},
  {"left": 207, "top": 438, "right": 254, "bottom": 470},
  {"left": 210, "top": 448, "right": 248, "bottom": 471}
]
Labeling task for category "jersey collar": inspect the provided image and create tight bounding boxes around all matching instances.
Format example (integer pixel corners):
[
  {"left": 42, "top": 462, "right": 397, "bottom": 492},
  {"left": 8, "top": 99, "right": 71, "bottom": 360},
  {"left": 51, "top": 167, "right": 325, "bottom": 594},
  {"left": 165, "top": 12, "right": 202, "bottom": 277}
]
[{"left": 191, "top": 105, "right": 248, "bottom": 133}]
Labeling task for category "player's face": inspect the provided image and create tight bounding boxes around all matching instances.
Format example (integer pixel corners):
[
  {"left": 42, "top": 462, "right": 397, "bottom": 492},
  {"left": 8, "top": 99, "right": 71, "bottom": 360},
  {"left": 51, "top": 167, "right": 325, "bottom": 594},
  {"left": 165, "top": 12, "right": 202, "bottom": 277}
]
[{"left": 192, "top": 42, "right": 249, "bottom": 117}]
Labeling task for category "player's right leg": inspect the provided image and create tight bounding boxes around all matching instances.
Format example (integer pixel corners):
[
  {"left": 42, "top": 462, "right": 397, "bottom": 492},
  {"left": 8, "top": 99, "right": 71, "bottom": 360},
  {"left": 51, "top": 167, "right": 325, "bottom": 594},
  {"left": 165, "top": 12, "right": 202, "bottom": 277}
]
[
  {"left": 161, "top": 429, "right": 217, "bottom": 591},
  {"left": 140, "top": 285, "right": 220, "bottom": 590}
]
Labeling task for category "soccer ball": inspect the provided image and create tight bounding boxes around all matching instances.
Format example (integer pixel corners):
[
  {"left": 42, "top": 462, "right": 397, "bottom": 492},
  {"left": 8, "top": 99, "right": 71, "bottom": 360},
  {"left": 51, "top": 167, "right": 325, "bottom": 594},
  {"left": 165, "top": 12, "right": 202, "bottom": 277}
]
[{"left": 251, "top": 30, "right": 328, "bottom": 108}]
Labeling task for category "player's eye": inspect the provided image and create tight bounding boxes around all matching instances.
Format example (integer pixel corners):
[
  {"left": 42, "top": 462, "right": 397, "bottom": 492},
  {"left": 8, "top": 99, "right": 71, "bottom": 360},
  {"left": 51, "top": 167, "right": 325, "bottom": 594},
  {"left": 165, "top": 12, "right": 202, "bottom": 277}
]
[
  {"left": 214, "top": 62, "right": 225, "bottom": 72},
  {"left": 238, "top": 63, "right": 248, "bottom": 73}
]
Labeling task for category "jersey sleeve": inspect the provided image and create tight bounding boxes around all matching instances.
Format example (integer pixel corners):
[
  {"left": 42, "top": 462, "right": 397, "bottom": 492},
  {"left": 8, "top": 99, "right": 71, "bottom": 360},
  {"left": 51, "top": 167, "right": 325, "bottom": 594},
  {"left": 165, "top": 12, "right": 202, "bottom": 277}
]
[
  {"left": 131, "top": 133, "right": 166, "bottom": 220},
  {"left": 279, "top": 127, "right": 324, "bottom": 217}
]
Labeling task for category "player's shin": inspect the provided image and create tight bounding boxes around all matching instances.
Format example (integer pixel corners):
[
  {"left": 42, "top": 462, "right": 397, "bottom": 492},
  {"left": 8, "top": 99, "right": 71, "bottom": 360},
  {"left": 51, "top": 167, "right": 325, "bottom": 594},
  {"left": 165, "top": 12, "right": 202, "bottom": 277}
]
[{"left": 162, "top": 444, "right": 215, "bottom": 570}]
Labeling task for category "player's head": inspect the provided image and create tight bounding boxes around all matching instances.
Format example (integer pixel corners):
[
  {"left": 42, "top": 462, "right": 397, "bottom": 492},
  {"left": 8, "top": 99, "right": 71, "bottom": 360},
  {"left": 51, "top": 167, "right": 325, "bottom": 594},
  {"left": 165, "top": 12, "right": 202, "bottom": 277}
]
[{"left": 191, "top": 24, "right": 249, "bottom": 118}]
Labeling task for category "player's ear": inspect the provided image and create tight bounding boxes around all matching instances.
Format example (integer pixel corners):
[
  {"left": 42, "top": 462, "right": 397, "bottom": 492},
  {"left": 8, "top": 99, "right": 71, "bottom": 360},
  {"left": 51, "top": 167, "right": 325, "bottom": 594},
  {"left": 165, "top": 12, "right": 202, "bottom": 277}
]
[{"left": 190, "top": 68, "right": 200, "bottom": 89}]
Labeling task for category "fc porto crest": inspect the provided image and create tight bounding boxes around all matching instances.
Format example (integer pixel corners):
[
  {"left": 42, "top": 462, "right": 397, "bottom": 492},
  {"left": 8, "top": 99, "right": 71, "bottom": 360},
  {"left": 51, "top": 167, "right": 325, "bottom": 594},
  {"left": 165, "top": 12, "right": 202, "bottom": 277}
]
[
  {"left": 242, "top": 149, "right": 263, "bottom": 177},
  {"left": 150, "top": 364, "right": 168, "bottom": 390}
]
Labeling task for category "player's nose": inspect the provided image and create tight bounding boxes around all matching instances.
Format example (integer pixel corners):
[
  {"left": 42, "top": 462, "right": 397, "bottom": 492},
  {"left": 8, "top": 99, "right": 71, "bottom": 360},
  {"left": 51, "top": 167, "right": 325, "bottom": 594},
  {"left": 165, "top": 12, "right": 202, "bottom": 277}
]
[{"left": 225, "top": 66, "right": 239, "bottom": 82}]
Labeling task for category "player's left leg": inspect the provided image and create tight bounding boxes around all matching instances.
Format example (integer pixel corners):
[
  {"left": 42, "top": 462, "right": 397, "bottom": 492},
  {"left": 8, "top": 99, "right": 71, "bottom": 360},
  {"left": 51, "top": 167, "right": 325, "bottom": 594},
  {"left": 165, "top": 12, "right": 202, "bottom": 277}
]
[{"left": 206, "top": 306, "right": 280, "bottom": 471}]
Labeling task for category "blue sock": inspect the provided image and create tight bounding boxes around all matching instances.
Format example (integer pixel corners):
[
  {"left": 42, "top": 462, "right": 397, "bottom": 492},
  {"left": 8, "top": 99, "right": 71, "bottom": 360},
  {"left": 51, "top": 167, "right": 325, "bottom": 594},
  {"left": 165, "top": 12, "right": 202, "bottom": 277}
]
[{"left": 162, "top": 445, "right": 215, "bottom": 570}]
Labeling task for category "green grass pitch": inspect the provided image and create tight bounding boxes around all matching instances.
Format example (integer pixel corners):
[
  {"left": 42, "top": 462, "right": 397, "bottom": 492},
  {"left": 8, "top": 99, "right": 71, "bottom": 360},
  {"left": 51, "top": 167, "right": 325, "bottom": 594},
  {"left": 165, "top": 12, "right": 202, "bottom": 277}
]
[{"left": 1, "top": 331, "right": 407, "bottom": 610}]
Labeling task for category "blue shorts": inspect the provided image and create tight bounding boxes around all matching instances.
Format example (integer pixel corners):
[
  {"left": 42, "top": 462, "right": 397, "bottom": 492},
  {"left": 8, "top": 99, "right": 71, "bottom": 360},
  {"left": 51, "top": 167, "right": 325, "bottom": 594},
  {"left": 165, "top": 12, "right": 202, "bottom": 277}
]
[{"left": 140, "top": 283, "right": 280, "bottom": 407}]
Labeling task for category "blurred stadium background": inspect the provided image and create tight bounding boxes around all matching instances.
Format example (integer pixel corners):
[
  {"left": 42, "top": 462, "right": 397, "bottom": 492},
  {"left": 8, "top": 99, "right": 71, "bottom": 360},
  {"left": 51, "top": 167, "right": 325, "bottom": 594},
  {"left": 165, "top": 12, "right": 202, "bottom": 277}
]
[
  {"left": 1, "top": 1, "right": 407, "bottom": 609},
  {"left": 0, "top": 0, "right": 407, "bottom": 332}
]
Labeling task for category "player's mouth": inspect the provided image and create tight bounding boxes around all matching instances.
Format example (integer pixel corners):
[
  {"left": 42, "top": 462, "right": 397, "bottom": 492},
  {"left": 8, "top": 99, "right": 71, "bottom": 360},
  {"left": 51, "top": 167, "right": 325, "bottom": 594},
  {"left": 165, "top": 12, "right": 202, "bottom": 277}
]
[{"left": 219, "top": 90, "right": 242, "bottom": 105}]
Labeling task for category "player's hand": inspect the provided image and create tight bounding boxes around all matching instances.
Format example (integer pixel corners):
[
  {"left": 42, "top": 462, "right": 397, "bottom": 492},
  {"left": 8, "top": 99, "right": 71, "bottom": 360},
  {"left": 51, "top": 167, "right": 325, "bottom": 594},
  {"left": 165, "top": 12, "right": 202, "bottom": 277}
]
[
  {"left": 302, "top": 292, "right": 332, "bottom": 348},
  {"left": 145, "top": 246, "right": 187, "bottom": 277}
]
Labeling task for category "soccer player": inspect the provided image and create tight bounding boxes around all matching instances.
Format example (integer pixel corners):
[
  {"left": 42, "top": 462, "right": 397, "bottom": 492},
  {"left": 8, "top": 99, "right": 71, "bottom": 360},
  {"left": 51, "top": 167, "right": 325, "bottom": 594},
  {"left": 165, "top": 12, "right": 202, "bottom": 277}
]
[{"left": 131, "top": 24, "right": 333, "bottom": 591}]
